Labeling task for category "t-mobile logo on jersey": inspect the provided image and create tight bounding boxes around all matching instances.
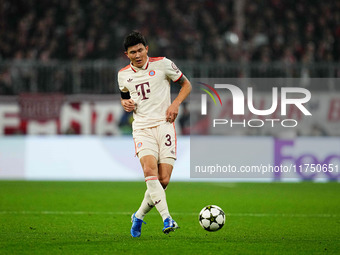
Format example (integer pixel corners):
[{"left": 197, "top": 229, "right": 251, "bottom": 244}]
[{"left": 135, "top": 82, "right": 151, "bottom": 100}]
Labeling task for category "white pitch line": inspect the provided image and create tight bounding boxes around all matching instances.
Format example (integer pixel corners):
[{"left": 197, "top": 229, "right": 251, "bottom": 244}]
[{"left": 0, "top": 211, "right": 338, "bottom": 218}]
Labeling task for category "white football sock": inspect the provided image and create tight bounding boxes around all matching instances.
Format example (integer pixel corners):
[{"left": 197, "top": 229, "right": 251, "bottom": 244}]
[
  {"left": 135, "top": 189, "right": 154, "bottom": 220},
  {"left": 145, "top": 176, "right": 171, "bottom": 221}
]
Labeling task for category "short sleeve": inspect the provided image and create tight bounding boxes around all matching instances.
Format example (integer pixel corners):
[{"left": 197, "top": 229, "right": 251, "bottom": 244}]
[
  {"left": 163, "top": 58, "right": 183, "bottom": 82},
  {"left": 118, "top": 72, "right": 128, "bottom": 92}
]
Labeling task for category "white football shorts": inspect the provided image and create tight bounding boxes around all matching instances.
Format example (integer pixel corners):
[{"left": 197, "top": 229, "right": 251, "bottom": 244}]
[{"left": 133, "top": 122, "right": 177, "bottom": 165}]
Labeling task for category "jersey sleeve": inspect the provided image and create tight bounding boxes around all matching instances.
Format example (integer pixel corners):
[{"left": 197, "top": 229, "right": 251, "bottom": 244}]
[
  {"left": 163, "top": 57, "right": 183, "bottom": 82},
  {"left": 117, "top": 71, "right": 129, "bottom": 92}
]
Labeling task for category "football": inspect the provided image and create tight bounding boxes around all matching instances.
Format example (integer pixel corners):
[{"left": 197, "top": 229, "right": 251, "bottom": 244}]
[{"left": 199, "top": 205, "right": 226, "bottom": 232}]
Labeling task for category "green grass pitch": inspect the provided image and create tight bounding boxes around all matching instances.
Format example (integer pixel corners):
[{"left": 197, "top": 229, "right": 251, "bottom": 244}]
[{"left": 0, "top": 181, "right": 339, "bottom": 254}]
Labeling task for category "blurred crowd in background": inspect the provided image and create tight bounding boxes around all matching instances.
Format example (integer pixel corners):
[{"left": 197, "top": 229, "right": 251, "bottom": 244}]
[{"left": 1, "top": 0, "right": 339, "bottom": 63}]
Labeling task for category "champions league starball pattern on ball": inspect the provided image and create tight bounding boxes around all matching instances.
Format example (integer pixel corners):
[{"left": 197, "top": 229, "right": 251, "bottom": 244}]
[{"left": 199, "top": 205, "right": 226, "bottom": 232}]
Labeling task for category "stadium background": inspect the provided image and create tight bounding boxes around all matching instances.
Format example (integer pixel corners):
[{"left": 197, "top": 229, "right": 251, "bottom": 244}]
[{"left": 0, "top": 0, "right": 339, "bottom": 180}]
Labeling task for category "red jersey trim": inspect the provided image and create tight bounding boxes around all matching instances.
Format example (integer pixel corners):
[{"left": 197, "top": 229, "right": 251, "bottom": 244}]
[
  {"left": 129, "top": 60, "right": 149, "bottom": 72},
  {"left": 119, "top": 65, "right": 130, "bottom": 72},
  {"left": 133, "top": 138, "right": 137, "bottom": 157},
  {"left": 174, "top": 73, "right": 183, "bottom": 83},
  {"left": 120, "top": 57, "right": 164, "bottom": 73},
  {"left": 149, "top": 57, "right": 164, "bottom": 62},
  {"left": 130, "top": 65, "right": 137, "bottom": 72},
  {"left": 173, "top": 122, "right": 177, "bottom": 157}
]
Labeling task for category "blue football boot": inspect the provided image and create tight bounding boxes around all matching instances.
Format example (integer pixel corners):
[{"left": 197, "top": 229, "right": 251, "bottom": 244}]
[
  {"left": 130, "top": 213, "right": 146, "bottom": 237},
  {"left": 162, "top": 217, "right": 179, "bottom": 234}
]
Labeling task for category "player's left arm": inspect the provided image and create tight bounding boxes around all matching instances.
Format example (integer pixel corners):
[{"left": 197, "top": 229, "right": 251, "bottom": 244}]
[{"left": 166, "top": 75, "right": 192, "bottom": 123}]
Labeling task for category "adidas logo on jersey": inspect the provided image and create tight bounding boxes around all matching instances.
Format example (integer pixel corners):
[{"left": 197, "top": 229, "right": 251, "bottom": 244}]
[{"left": 127, "top": 78, "right": 133, "bottom": 82}]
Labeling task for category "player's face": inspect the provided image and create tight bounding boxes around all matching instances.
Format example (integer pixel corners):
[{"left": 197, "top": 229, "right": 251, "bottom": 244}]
[{"left": 125, "top": 43, "right": 149, "bottom": 68}]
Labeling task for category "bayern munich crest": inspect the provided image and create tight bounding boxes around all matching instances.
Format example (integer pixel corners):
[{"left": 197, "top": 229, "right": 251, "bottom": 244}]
[
  {"left": 137, "top": 142, "right": 143, "bottom": 148},
  {"left": 149, "top": 70, "right": 155, "bottom": 76}
]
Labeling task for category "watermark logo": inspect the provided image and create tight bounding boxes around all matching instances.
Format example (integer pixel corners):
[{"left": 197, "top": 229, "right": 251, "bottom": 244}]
[
  {"left": 199, "top": 82, "right": 222, "bottom": 115},
  {"left": 199, "top": 83, "right": 312, "bottom": 128},
  {"left": 190, "top": 78, "right": 338, "bottom": 180}
]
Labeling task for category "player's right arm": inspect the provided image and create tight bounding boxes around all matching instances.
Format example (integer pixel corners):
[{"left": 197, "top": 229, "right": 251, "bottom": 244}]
[
  {"left": 118, "top": 72, "right": 135, "bottom": 112},
  {"left": 121, "top": 94, "right": 135, "bottom": 112}
]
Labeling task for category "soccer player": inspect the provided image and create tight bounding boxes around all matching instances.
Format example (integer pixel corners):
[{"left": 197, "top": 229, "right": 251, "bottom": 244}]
[{"left": 118, "top": 31, "right": 192, "bottom": 237}]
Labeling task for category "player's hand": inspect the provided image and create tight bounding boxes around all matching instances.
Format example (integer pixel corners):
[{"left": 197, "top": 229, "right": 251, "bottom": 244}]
[
  {"left": 121, "top": 99, "right": 135, "bottom": 112},
  {"left": 166, "top": 103, "right": 179, "bottom": 123}
]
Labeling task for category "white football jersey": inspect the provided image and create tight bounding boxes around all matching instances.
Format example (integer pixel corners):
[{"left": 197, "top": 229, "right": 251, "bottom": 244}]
[{"left": 118, "top": 57, "right": 183, "bottom": 130}]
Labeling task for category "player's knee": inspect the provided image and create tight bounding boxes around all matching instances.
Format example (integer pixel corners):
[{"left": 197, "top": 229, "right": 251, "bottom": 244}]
[
  {"left": 159, "top": 176, "right": 170, "bottom": 189},
  {"left": 143, "top": 165, "right": 157, "bottom": 177},
  {"left": 143, "top": 164, "right": 157, "bottom": 177}
]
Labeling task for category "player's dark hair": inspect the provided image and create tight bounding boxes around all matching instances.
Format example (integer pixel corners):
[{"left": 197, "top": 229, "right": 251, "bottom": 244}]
[{"left": 123, "top": 31, "right": 147, "bottom": 51}]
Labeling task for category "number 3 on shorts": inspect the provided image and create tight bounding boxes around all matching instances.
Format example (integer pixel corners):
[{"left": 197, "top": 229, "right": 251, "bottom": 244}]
[{"left": 165, "top": 134, "right": 172, "bottom": 146}]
